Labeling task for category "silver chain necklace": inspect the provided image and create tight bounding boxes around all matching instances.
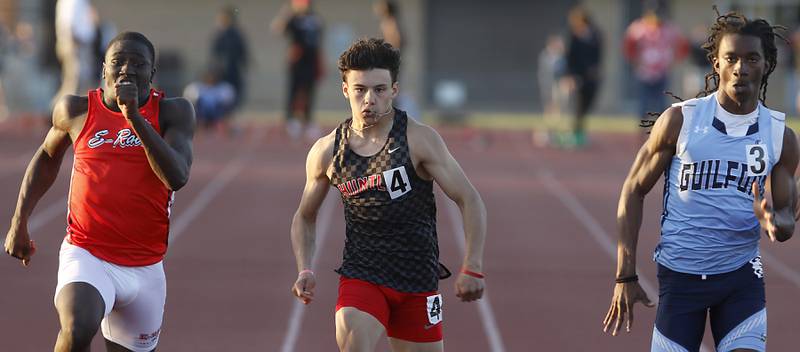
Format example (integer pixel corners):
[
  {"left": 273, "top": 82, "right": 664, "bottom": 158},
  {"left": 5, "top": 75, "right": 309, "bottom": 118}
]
[{"left": 348, "top": 106, "right": 393, "bottom": 132}]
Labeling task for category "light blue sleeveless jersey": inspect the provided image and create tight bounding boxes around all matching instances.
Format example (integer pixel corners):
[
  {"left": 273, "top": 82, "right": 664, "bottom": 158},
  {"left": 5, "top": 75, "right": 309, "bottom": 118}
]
[{"left": 657, "top": 92, "right": 785, "bottom": 275}]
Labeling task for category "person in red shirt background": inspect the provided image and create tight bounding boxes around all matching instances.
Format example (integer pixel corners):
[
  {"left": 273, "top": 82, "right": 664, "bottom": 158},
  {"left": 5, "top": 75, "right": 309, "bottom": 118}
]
[
  {"left": 623, "top": 4, "right": 689, "bottom": 126},
  {"left": 4, "top": 31, "right": 195, "bottom": 351}
]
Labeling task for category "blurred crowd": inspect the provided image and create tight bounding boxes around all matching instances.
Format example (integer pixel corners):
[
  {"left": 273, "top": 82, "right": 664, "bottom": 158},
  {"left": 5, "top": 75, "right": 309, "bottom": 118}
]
[
  {"left": 0, "top": 0, "right": 411, "bottom": 143},
  {"left": 537, "top": 3, "right": 690, "bottom": 149},
  {"left": 5, "top": 1, "right": 800, "bottom": 146},
  {"left": 536, "top": 2, "right": 800, "bottom": 149}
]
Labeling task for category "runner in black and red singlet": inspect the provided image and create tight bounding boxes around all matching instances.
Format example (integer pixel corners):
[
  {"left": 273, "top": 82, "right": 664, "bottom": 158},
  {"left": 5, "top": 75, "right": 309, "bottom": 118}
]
[{"left": 289, "top": 38, "right": 488, "bottom": 352}]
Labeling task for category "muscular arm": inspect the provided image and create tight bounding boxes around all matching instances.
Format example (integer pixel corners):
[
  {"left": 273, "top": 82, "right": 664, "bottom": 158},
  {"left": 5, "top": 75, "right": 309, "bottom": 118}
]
[
  {"left": 616, "top": 106, "right": 681, "bottom": 278},
  {"left": 289, "top": 133, "right": 334, "bottom": 304},
  {"left": 291, "top": 133, "right": 334, "bottom": 272},
  {"left": 603, "top": 106, "right": 680, "bottom": 335},
  {"left": 128, "top": 97, "right": 195, "bottom": 191},
  {"left": 5, "top": 96, "right": 83, "bottom": 263},
  {"left": 411, "top": 123, "right": 487, "bottom": 273},
  {"left": 765, "top": 127, "right": 799, "bottom": 242}
]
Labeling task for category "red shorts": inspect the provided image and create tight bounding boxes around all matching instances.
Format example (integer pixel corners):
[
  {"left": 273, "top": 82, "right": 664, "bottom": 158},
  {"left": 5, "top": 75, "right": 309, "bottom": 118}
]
[{"left": 335, "top": 276, "right": 443, "bottom": 343}]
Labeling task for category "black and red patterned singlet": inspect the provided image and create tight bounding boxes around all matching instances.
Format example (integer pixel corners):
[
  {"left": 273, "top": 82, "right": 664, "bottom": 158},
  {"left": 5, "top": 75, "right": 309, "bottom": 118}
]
[{"left": 331, "top": 109, "right": 440, "bottom": 293}]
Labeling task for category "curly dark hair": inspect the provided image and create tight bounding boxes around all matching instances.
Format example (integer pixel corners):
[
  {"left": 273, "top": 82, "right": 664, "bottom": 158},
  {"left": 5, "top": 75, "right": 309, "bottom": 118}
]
[
  {"left": 698, "top": 6, "right": 787, "bottom": 105},
  {"left": 337, "top": 38, "right": 401, "bottom": 83}
]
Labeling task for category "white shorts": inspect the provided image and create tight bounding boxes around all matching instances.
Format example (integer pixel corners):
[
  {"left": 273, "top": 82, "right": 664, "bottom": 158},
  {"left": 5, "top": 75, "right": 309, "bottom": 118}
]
[{"left": 55, "top": 240, "right": 166, "bottom": 351}]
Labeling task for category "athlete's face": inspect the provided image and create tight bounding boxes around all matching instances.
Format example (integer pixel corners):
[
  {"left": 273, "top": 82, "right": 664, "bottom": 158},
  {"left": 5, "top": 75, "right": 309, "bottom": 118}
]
[
  {"left": 103, "top": 40, "right": 155, "bottom": 98},
  {"left": 714, "top": 33, "right": 766, "bottom": 110},
  {"left": 342, "top": 69, "right": 398, "bottom": 125}
]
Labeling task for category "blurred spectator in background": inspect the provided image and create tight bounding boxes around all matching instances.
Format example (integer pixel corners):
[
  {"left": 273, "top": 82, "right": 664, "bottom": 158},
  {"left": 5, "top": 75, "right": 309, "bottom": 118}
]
[
  {"left": 534, "top": 34, "right": 567, "bottom": 147},
  {"left": 0, "top": 21, "right": 10, "bottom": 121},
  {"left": 788, "top": 11, "right": 800, "bottom": 116},
  {"left": 1, "top": 20, "right": 58, "bottom": 126},
  {"left": 90, "top": 5, "right": 116, "bottom": 83},
  {"left": 272, "top": 0, "right": 324, "bottom": 141},
  {"left": 623, "top": 5, "right": 688, "bottom": 123},
  {"left": 183, "top": 66, "right": 235, "bottom": 133},
  {"left": 683, "top": 25, "right": 711, "bottom": 99},
  {"left": 211, "top": 6, "right": 249, "bottom": 119},
  {"left": 53, "top": 0, "right": 97, "bottom": 106},
  {"left": 373, "top": 0, "right": 418, "bottom": 118},
  {"left": 373, "top": 0, "right": 403, "bottom": 50},
  {"left": 563, "top": 5, "right": 602, "bottom": 148}
]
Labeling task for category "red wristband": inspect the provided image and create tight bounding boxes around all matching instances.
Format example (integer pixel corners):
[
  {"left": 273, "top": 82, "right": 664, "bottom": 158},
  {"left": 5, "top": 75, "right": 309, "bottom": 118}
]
[{"left": 461, "top": 269, "right": 485, "bottom": 279}]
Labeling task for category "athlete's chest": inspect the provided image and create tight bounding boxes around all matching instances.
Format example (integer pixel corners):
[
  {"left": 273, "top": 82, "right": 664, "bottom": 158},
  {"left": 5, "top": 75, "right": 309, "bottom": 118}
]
[
  {"left": 675, "top": 133, "right": 771, "bottom": 195},
  {"left": 333, "top": 145, "right": 418, "bottom": 200},
  {"left": 75, "top": 114, "right": 159, "bottom": 154}
]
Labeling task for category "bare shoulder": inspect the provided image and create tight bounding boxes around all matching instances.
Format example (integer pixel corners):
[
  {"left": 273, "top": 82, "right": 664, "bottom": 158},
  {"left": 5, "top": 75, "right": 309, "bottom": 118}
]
[
  {"left": 406, "top": 118, "right": 447, "bottom": 156},
  {"left": 159, "top": 97, "right": 196, "bottom": 128},
  {"left": 648, "top": 105, "right": 684, "bottom": 149},
  {"left": 161, "top": 96, "right": 194, "bottom": 112},
  {"left": 781, "top": 126, "right": 799, "bottom": 162},
  {"left": 307, "top": 129, "right": 337, "bottom": 175},
  {"left": 52, "top": 94, "right": 88, "bottom": 131}
]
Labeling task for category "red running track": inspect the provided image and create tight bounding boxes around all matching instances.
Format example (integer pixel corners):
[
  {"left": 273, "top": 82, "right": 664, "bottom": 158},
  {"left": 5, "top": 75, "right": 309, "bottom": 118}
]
[{"left": 0, "top": 119, "right": 798, "bottom": 351}]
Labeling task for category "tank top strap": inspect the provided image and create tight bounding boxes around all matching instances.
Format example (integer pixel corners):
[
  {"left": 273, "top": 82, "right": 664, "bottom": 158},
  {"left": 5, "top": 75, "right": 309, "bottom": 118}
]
[{"left": 331, "top": 119, "right": 350, "bottom": 183}]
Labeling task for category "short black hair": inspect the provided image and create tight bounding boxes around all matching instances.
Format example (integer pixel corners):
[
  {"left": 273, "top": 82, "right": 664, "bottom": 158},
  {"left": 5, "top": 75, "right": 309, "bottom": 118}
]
[
  {"left": 699, "top": 7, "right": 787, "bottom": 105},
  {"left": 337, "top": 38, "right": 400, "bottom": 83},
  {"left": 106, "top": 31, "right": 156, "bottom": 65}
]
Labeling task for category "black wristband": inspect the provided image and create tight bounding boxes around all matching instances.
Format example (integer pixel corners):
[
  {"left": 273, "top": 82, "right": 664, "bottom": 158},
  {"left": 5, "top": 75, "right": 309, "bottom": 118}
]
[{"left": 615, "top": 275, "right": 638, "bottom": 284}]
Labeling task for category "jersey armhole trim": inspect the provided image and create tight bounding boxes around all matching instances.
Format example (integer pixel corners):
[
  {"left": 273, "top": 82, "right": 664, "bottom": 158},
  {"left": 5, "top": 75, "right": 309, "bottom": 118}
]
[
  {"left": 676, "top": 104, "right": 693, "bottom": 156},
  {"left": 72, "top": 91, "right": 97, "bottom": 146},
  {"left": 770, "top": 111, "right": 785, "bottom": 164}
]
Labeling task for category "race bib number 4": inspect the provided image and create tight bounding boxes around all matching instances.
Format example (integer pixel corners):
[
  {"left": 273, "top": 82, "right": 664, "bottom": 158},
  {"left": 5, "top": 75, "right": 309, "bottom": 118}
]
[
  {"left": 426, "top": 294, "right": 443, "bottom": 325},
  {"left": 383, "top": 166, "right": 412, "bottom": 199},
  {"left": 746, "top": 144, "right": 768, "bottom": 176}
]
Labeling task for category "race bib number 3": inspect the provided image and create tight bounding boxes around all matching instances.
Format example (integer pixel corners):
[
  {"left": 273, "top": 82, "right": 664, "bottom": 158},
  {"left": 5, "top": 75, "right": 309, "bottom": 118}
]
[
  {"left": 746, "top": 144, "right": 768, "bottom": 176},
  {"left": 426, "top": 294, "right": 443, "bottom": 325},
  {"left": 383, "top": 166, "right": 412, "bottom": 199}
]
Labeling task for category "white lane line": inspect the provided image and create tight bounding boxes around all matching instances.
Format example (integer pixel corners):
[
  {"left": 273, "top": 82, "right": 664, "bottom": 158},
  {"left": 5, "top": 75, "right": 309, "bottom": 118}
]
[
  {"left": 538, "top": 170, "right": 721, "bottom": 352},
  {"left": 0, "top": 153, "right": 35, "bottom": 178},
  {"left": 28, "top": 196, "right": 68, "bottom": 233},
  {"left": 168, "top": 158, "right": 245, "bottom": 241},
  {"left": 537, "top": 170, "right": 658, "bottom": 297},
  {"left": 761, "top": 251, "right": 800, "bottom": 289},
  {"left": 518, "top": 138, "right": 713, "bottom": 352},
  {"left": 168, "top": 127, "right": 265, "bottom": 242},
  {"left": 441, "top": 193, "right": 506, "bottom": 352},
  {"left": 280, "top": 189, "right": 337, "bottom": 352},
  {"left": 7, "top": 150, "right": 71, "bottom": 232}
]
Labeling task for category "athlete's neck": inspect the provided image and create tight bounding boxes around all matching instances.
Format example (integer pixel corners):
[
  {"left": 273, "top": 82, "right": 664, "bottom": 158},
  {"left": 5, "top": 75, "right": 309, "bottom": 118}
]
[
  {"left": 101, "top": 88, "right": 151, "bottom": 112},
  {"left": 716, "top": 91, "right": 758, "bottom": 115},
  {"left": 350, "top": 107, "right": 395, "bottom": 139}
]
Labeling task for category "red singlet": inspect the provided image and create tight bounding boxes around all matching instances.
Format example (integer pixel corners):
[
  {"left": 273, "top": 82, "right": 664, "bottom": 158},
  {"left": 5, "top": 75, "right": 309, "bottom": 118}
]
[{"left": 67, "top": 88, "right": 172, "bottom": 266}]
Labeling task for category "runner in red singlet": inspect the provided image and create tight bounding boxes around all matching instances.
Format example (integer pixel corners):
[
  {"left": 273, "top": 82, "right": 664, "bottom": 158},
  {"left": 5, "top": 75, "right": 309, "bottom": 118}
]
[{"left": 4, "top": 31, "right": 195, "bottom": 352}]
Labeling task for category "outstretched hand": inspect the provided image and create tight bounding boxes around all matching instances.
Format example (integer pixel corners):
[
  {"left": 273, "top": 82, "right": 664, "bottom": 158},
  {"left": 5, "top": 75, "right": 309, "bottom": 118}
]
[
  {"left": 603, "top": 282, "right": 654, "bottom": 336},
  {"left": 291, "top": 271, "right": 316, "bottom": 305},
  {"left": 752, "top": 182, "right": 777, "bottom": 242}
]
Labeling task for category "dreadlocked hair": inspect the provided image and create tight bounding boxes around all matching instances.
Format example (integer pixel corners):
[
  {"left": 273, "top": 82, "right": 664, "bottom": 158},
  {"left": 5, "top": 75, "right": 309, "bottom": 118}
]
[
  {"left": 640, "top": 91, "right": 685, "bottom": 132},
  {"left": 641, "top": 6, "right": 787, "bottom": 133},
  {"left": 699, "top": 5, "right": 787, "bottom": 104}
]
